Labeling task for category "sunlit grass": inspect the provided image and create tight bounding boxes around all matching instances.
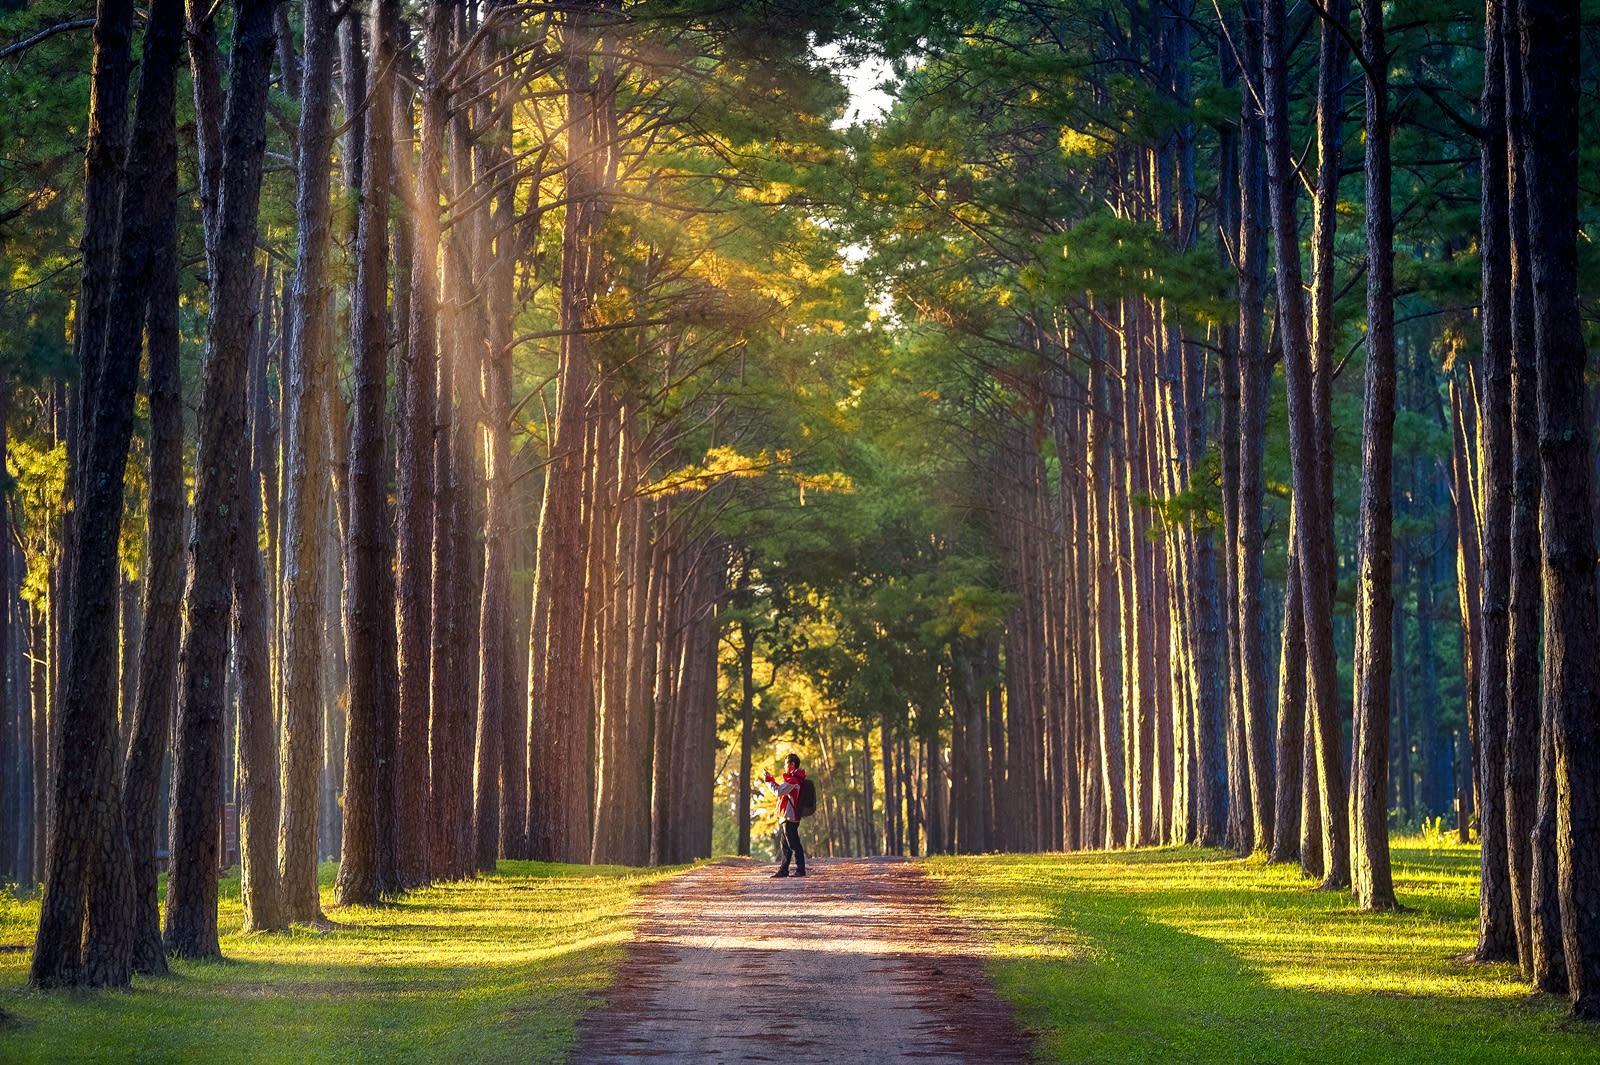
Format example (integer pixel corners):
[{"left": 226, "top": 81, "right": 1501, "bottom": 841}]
[
  {"left": 0, "top": 860, "right": 673, "bottom": 1064},
  {"left": 928, "top": 839, "right": 1594, "bottom": 1064}
]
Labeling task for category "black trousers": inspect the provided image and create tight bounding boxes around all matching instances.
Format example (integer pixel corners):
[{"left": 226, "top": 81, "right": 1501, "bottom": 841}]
[{"left": 778, "top": 819, "right": 805, "bottom": 874}]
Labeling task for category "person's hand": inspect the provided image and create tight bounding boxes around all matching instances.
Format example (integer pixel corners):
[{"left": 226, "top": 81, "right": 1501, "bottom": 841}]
[{"left": 763, "top": 770, "right": 775, "bottom": 784}]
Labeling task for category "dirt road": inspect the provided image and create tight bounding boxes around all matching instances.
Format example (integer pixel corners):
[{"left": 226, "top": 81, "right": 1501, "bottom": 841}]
[{"left": 572, "top": 857, "right": 1032, "bottom": 1064}]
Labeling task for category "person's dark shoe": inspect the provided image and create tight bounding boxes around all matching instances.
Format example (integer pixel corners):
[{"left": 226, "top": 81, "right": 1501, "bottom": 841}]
[
  {"left": 770, "top": 870, "right": 790, "bottom": 878},
  {"left": 795, "top": 870, "right": 808, "bottom": 877}
]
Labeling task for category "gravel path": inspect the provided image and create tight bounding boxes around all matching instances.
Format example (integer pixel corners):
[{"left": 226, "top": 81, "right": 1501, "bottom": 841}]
[{"left": 572, "top": 856, "right": 1032, "bottom": 1064}]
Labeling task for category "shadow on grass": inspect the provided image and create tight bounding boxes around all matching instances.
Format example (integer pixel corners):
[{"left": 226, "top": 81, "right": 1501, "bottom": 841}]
[
  {"left": 0, "top": 862, "right": 668, "bottom": 1065},
  {"left": 934, "top": 846, "right": 1590, "bottom": 1065}
]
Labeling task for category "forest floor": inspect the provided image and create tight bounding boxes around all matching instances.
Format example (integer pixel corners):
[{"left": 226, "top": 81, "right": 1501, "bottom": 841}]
[
  {"left": 1, "top": 842, "right": 1595, "bottom": 1063},
  {"left": 0, "top": 860, "right": 671, "bottom": 1064},
  {"left": 572, "top": 855, "right": 1033, "bottom": 1063},
  {"left": 930, "top": 838, "right": 1597, "bottom": 1064}
]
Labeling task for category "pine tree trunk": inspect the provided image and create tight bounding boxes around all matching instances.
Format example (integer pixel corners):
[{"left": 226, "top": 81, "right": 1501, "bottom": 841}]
[
  {"left": 29, "top": 0, "right": 135, "bottom": 990},
  {"left": 278, "top": 0, "right": 337, "bottom": 921},
  {"left": 1349, "top": 0, "right": 1398, "bottom": 911},
  {"left": 394, "top": 0, "right": 444, "bottom": 889},
  {"left": 337, "top": 0, "right": 398, "bottom": 907},
  {"left": 1088, "top": 347, "right": 1129, "bottom": 850},
  {"left": 1518, "top": 0, "right": 1600, "bottom": 1014},
  {"left": 1502, "top": 0, "right": 1543, "bottom": 981},
  {"left": 279, "top": 0, "right": 335, "bottom": 923},
  {"left": 531, "top": 1, "right": 614, "bottom": 864},
  {"left": 439, "top": 50, "right": 486, "bottom": 882},
  {"left": 591, "top": 405, "right": 649, "bottom": 866},
  {"left": 115, "top": 0, "right": 184, "bottom": 976},
  {"left": 237, "top": 279, "right": 286, "bottom": 932},
  {"left": 1472, "top": 20, "right": 1519, "bottom": 943},
  {"left": 476, "top": 18, "right": 519, "bottom": 871},
  {"left": 165, "top": 0, "right": 277, "bottom": 960},
  {"left": 1270, "top": 507, "right": 1305, "bottom": 863},
  {"left": 1268, "top": 0, "right": 1350, "bottom": 890}
]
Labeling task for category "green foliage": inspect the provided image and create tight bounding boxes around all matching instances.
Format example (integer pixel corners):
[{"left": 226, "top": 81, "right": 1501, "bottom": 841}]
[{"left": 6, "top": 433, "right": 63, "bottom": 609}]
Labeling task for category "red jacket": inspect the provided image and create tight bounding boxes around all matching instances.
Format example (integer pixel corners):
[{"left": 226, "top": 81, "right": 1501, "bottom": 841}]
[{"left": 777, "top": 767, "right": 806, "bottom": 822}]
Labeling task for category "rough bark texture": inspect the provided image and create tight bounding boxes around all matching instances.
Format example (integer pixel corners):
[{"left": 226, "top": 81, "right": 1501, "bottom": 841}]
[
  {"left": 164, "top": 0, "right": 276, "bottom": 960},
  {"left": 394, "top": 0, "right": 444, "bottom": 889},
  {"left": 279, "top": 0, "right": 335, "bottom": 923},
  {"left": 30, "top": 0, "right": 140, "bottom": 988},
  {"left": 236, "top": 288, "right": 286, "bottom": 932},
  {"left": 1349, "top": 0, "right": 1397, "bottom": 912},
  {"left": 1262, "top": 0, "right": 1347, "bottom": 890},
  {"left": 107, "top": 0, "right": 183, "bottom": 978},
  {"left": 1519, "top": 0, "right": 1600, "bottom": 1016},
  {"left": 531, "top": 1, "right": 614, "bottom": 864},
  {"left": 589, "top": 411, "right": 650, "bottom": 867},
  {"left": 1502, "top": 0, "right": 1544, "bottom": 983},
  {"left": 1270, "top": 508, "right": 1305, "bottom": 863},
  {"left": 1087, "top": 351, "right": 1128, "bottom": 850},
  {"left": 338, "top": 0, "right": 398, "bottom": 908},
  {"left": 1473, "top": 0, "right": 1518, "bottom": 963},
  {"left": 1237, "top": 0, "right": 1274, "bottom": 857}
]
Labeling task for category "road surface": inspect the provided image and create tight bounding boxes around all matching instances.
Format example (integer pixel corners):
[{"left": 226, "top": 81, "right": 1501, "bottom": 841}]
[{"left": 573, "top": 856, "right": 1033, "bottom": 1064}]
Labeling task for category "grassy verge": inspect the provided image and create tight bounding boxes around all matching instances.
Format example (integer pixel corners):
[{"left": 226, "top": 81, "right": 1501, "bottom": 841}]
[
  {"left": 0, "top": 860, "right": 672, "bottom": 1064},
  {"left": 927, "top": 841, "right": 1594, "bottom": 1064}
]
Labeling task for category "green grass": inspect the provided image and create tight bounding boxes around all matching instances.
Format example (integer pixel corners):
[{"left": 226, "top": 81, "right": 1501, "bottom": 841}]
[
  {"left": 0, "top": 860, "right": 673, "bottom": 1064},
  {"left": 928, "top": 840, "right": 1598, "bottom": 1064}
]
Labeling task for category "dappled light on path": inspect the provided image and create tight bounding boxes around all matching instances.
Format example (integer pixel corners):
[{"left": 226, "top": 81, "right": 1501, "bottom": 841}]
[{"left": 575, "top": 857, "right": 1031, "bottom": 1064}]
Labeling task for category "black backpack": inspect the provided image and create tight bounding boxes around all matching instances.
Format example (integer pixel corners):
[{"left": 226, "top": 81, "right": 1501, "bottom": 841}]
[{"left": 797, "top": 777, "right": 818, "bottom": 819}]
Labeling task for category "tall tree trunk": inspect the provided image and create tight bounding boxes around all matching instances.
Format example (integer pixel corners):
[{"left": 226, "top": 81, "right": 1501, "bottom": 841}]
[
  {"left": 1502, "top": 0, "right": 1548, "bottom": 984},
  {"left": 164, "top": 0, "right": 276, "bottom": 960},
  {"left": 434, "top": 37, "right": 485, "bottom": 883},
  {"left": 237, "top": 275, "right": 286, "bottom": 932},
  {"left": 337, "top": 0, "right": 399, "bottom": 907},
  {"left": 1518, "top": 0, "right": 1600, "bottom": 1016},
  {"left": 394, "top": 0, "right": 444, "bottom": 889},
  {"left": 1349, "top": 0, "right": 1397, "bottom": 912},
  {"left": 1268, "top": 0, "right": 1351, "bottom": 890},
  {"left": 475, "top": 18, "right": 518, "bottom": 871},
  {"left": 1474, "top": 11, "right": 1518, "bottom": 947},
  {"left": 1088, "top": 346, "right": 1128, "bottom": 849},
  {"left": 279, "top": 0, "right": 335, "bottom": 923},
  {"left": 31, "top": 0, "right": 145, "bottom": 988},
  {"left": 1270, "top": 507, "right": 1305, "bottom": 863},
  {"left": 591, "top": 406, "right": 649, "bottom": 866},
  {"left": 735, "top": 606, "right": 756, "bottom": 857},
  {"left": 531, "top": 1, "right": 613, "bottom": 863},
  {"left": 1237, "top": 1, "right": 1273, "bottom": 852},
  {"left": 114, "top": 0, "right": 184, "bottom": 977}
]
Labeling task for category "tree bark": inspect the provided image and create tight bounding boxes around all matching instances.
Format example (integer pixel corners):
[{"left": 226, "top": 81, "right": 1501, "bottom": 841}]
[
  {"left": 1349, "top": 0, "right": 1397, "bottom": 911},
  {"left": 1502, "top": 0, "right": 1545, "bottom": 983},
  {"left": 1088, "top": 346, "right": 1128, "bottom": 850},
  {"left": 236, "top": 273, "right": 286, "bottom": 932},
  {"left": 394, "top": 0, "right": 444, "bottom": 889},
  {"left": 107, "top": 0, "right": 183, "bottom": 977},
  {"left": 1474, "top": 11, "right": 1518, "bottom": 947},
  {"left": 1270, "top": 507, "right": 1305, "bottom": 863},
  {"left": 164, "top": 0, "right": 276, "bottom": 960},
  {"left": 1518, "top": 0, "right": 1600, "bottom": 1015},
  {"left": 1268, "top": 0, "right": 1351, "bottom": 890},
  {"left": 279, "top": 0, "right": 335, "bottom": 923},
  {"left": 31, "top": 0, "right": 143, "bottom": 988},
  {"left": 1237, "top": 0, "right": 1274, "bottom": 853},
  {"left": 530, "top": 0, "right": 614, "bottom": 864},
  {"left": 337, "top": 0, "right": 399, "bottom": 907}
]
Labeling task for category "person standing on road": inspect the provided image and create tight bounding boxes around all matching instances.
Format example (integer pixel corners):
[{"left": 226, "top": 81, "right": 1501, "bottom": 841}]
[{"left": 765, "top": 754, "right": 807, "bottom": 878}]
